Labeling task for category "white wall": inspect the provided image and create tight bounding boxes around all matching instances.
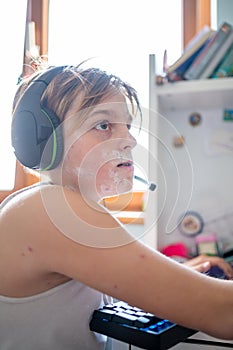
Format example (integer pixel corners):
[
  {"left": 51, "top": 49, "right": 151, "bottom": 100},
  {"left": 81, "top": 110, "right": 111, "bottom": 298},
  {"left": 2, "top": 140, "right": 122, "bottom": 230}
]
[{"left": 217, "top": 0, "right": 233, "bottom": 26}]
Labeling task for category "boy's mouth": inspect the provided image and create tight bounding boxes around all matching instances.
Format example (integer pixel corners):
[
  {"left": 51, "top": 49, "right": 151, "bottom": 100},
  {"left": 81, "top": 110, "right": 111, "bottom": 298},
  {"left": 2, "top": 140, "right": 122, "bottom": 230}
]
[{"left": 117, "top": 161, "right": 133, "bottom": 167}]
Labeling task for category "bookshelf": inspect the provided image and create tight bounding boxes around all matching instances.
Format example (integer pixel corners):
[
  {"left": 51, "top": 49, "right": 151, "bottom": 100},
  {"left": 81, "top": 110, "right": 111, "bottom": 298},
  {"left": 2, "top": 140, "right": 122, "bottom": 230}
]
[
  {"left": 147, "top": 53, "right": 233, "bottom": 348},
  {"left": 147, "top": 53, "right": 233, "bottom": 252},
  {"left": 155, "top": 77, "right": 233, "bottom": 110}
]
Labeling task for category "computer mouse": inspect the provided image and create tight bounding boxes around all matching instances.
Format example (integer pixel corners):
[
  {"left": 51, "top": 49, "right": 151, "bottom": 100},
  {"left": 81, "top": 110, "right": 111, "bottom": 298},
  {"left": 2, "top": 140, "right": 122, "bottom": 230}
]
[{"left": 205, "top": 265, "right": 227, "bottom": 280}]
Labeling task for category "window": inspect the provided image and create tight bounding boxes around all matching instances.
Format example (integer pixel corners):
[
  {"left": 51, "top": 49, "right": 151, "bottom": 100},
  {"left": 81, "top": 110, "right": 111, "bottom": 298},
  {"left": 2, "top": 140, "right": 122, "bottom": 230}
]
[
  {"left": 0, "top": 0, "right": 27, "bottom": 190},
  {"left": 48, "top": 0, "right": 182, "bottom": 104}
]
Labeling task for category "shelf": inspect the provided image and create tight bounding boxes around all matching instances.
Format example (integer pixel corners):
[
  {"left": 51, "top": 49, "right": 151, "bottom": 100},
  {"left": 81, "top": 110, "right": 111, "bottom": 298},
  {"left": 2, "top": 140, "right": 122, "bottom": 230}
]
[
  {"left": 156, "top": 77, "right": 233, "bottom": 111},
  {"left": 148, "top": 53, "right": 233, "bottom": 253}
]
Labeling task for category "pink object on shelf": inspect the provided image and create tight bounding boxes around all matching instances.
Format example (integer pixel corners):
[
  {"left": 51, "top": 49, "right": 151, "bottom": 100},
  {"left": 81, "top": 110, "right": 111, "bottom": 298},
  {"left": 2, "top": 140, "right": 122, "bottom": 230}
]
[
  {"left": 161, "top": 242, "right": 188, "bottom": 258},
  {"left": 195, "top": 233, "right": 217, "bottom": 243}
]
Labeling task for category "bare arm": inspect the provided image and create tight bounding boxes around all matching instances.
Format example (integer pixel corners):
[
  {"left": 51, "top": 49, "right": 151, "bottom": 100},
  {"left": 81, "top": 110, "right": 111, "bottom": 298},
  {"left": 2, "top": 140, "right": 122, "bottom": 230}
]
[{"left": 14, "top": 186, "right": 233, "bottom": 340}]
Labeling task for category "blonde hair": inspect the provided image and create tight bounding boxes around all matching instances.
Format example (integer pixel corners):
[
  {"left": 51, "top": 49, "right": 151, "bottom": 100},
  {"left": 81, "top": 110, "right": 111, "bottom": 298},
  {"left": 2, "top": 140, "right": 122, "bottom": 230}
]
[{"left": 13, "top": 62, "right": 142, "bottom": 126}]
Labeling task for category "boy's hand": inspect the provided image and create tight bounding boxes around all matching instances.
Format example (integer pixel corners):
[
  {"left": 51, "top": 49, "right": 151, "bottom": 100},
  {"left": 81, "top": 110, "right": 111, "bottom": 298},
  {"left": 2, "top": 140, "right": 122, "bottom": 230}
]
[{"left": 184, "top": 254, "right": 233, "bottom": 279}]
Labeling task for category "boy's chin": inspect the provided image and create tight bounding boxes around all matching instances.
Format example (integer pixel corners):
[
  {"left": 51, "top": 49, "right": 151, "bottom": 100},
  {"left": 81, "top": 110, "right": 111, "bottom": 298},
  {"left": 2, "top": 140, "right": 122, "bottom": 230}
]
[{"left": 100, "top": 182, "right": 133, "bottom": 199}]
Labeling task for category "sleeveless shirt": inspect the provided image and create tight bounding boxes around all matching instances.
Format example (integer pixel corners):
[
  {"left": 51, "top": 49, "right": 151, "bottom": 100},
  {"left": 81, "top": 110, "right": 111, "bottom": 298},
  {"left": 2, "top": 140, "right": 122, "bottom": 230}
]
[{"left": 0, "top": 185, "right": 111, "bottom": 349}]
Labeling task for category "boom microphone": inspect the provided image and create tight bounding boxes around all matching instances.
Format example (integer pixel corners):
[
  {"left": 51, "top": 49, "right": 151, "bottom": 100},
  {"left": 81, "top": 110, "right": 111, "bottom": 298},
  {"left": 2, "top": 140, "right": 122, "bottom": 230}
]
[{"left": 134, "top": 175, "right": 157, "bottom": 191}]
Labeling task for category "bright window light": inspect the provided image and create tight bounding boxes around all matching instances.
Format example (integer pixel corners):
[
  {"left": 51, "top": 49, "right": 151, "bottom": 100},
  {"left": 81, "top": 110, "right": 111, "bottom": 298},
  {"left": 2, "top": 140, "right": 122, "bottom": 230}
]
[
  {"left": 48, "top": 0, "right": 181, "bottom": 106},
  {"left": 0, "top": 0, "right": 27, "bottom": 190}
]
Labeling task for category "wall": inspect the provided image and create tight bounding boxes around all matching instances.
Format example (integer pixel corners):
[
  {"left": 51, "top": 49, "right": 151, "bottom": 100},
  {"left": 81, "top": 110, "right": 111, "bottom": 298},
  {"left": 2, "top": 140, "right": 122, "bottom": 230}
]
[{"left": 217, "top": 0, "right": 233, "bottom": 26}]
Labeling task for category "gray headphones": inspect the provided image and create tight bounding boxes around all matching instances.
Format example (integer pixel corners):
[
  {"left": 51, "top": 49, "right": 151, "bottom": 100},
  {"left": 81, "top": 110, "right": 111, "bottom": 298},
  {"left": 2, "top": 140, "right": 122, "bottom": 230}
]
[{"left": 11, "top": 66, "right": 67, "bottom": 170}]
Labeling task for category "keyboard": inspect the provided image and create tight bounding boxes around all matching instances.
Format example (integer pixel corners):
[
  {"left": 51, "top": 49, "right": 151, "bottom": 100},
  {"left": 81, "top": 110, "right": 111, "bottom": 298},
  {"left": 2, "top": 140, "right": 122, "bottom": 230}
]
[
  {"left": 90, "top": 300, "right": 197, "bottom": 350},
  {"left": 90, "top": 266, "right": 229, "bottom": 349}
]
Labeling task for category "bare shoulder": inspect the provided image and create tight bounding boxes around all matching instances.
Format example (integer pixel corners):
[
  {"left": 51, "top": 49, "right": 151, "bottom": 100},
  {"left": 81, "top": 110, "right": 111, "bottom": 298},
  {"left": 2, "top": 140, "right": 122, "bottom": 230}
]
[
  {"left": 0, "top": 184, "right": 178, "bottom": 302},
  {"left": 1, "top": 183, "right": 134, "bottom": 269},
  {"left": 35, "top": 184, "right": 137, "bottom": 252}
]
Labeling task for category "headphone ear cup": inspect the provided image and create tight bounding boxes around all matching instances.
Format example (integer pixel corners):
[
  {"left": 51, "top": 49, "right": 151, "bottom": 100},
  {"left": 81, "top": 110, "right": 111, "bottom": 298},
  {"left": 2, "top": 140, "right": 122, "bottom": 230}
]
[
  {"left": 11, "top": 66, "right": 68, "bottom": 170},
  {"left": 40, "top": 107, "right": 64, "bottom": 170}
]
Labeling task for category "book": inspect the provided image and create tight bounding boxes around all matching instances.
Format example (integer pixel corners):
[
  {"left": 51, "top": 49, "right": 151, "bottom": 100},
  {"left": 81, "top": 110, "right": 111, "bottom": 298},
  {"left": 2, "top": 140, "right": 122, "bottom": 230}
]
[
  {"left": 166, "top": 26, "right": 215, "bottom": 81},
  {"left": 184, "top": 22, "right": 233, "bottom": 80},
  {"left": 199, "top": 27, "right": 233, "bottom": 79},
  {"left": 211, "top": 44, "right": 233, "bottom": 78},
  {"left": 167, "top": 36, "right": 213, "bottom": 82}
]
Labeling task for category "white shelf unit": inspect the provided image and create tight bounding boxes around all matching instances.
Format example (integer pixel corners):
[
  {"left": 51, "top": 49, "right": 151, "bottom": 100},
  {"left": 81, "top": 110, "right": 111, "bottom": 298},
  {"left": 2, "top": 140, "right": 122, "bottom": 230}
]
[
  {"left": 148, "top": 53, "right": 233, "bottom": 253},
  {"left": 147, "top": 53, "right": 233, "bottom": 350},
  {"left": 156, "top": 77, "right": 233, "bottom": 110}
]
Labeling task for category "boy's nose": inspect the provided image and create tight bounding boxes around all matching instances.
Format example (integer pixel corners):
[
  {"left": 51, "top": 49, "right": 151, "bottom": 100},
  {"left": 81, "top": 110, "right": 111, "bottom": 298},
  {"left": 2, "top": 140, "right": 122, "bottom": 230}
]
[{"left": 118, "top": 128, "right": 137, "bottom": 150}]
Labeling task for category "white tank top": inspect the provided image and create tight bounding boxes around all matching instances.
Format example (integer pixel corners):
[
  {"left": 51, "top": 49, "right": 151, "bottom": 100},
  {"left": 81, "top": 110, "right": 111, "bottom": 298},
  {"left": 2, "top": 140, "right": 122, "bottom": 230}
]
[
  {"left": 0, "top": 185, "right": 111, "bottom": 349},
  {"left": 0, "top": 279, "right": 111, "bottom": 350}
]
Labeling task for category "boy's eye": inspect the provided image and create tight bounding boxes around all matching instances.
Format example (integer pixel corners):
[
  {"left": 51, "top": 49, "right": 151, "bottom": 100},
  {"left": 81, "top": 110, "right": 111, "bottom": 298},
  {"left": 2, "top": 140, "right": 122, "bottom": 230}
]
[
  {"left": 127, "top": 123, "right": 131, "bottom": 130},
  {"left": 95, "top": 121, "right": 110, "bottom": 131}
]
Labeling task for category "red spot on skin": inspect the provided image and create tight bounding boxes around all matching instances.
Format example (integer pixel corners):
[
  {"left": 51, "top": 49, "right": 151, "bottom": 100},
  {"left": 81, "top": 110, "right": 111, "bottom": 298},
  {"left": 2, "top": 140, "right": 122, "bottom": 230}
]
[
  {"left": 113, "top": 284, "right": 118, "bottom": 289},
  {"left": 21, "top": 252, "right": 25, "bottom": 256},
  {"left": 27, "top": 246, "right": 33, "bottom": 253},
  {"left": 140, "top": 254, "right": 146, "bottom": 259}
]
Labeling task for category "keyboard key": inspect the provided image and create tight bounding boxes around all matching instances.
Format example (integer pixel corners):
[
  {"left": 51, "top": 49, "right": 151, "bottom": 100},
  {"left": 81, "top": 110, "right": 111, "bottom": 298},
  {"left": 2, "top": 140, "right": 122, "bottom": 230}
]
[
  {"left": 112, "top": 312, "right": 138, "bottom": 325},
  {"left": 134, "top": 316, "right": 153, "bottom": 328},
  {"left": 93, "top": 309, "right": 115, "bottom": 321}
]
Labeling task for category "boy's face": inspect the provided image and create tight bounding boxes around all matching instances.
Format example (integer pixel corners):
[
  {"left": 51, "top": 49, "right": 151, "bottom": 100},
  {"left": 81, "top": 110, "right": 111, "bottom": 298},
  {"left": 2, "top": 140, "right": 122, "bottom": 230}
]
[{"left": 61, "top": 92, "right": 137, "bottom": 200}]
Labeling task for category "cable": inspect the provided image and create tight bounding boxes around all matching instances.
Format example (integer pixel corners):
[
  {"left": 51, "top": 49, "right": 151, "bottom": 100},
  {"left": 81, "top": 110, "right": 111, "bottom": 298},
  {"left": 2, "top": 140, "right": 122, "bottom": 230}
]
[{"left": 183, "top": 339, "right": 233, "bottom": 348}]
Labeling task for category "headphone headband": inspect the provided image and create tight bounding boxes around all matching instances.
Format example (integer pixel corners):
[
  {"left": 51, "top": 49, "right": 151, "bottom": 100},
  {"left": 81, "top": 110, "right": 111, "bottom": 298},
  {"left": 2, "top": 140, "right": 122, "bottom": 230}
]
[{"left": 11, "top": 66, "right": 68, "bottom": 170}]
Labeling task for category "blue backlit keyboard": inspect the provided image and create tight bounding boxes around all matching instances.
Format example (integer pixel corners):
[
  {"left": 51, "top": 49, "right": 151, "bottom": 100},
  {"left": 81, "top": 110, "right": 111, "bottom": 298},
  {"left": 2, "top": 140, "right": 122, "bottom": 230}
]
[
  {"left": 90, "top": 300, "right": 197, "bottom": 350},
  {"left": 90, "top": 266, "right": 229, "bottom": 349}
]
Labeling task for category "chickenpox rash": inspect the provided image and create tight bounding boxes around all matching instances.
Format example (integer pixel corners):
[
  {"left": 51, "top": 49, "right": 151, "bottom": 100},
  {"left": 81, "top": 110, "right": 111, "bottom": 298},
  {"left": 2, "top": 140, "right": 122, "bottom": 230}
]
[
  {"left": 139, "top": 254, "right": 146, "bottom": 259},
  {"left": 113, "top": 284, "right": 118, "bottom": 289},
  {"left": 27, "top": 246, "right": 34, "bottom": 253},
  {"left": 109, "top": 170, "right": 123, "bottom": 184},
  {"left": 100, "top": 184, "right": 112, "bottom": 194},
  {"left": 20, "top": 246, "right": 33, "bottom": 256},
  {"left": 101, "top": 150, "right": 122, "bottom": 158},
  {"left": 70, "top": 166, "right": 95, "bottom": 179}
]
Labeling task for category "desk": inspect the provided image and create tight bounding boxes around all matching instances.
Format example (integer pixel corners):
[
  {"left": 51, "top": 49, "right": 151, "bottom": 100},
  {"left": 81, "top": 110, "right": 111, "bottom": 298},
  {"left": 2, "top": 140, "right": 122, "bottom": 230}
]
[
  {"left": 173, "top": 333, "right": 233, "bottom": 350},
  {"left": 111, "top": 333, "right": 233, "bottom": 350}
]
